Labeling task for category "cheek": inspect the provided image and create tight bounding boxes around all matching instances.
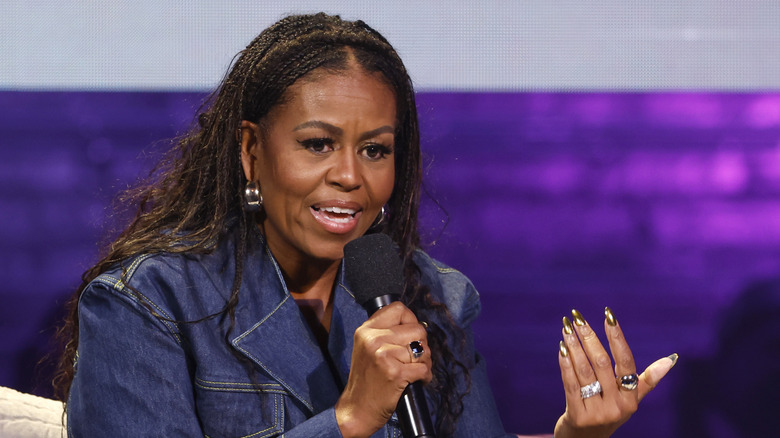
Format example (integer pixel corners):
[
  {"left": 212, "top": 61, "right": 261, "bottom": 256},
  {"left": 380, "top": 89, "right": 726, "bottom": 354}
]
[
  {"left": 258, "top": 158, "right": 316, "bottom": 210},
  {"left": 262, "top": 147, "right": 311, "bottom": 188}
]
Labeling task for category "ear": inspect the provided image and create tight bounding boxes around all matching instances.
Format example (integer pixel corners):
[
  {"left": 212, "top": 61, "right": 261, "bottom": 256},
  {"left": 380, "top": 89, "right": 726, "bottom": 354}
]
[{"left": 239, "top": 120, "right": 261, "bottom": 182}]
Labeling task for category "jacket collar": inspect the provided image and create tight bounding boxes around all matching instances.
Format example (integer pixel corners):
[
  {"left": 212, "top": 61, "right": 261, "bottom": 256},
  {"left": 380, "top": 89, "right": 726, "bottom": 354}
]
[{"left": 229, "top": 236, "right": 368, "bottom": 415}]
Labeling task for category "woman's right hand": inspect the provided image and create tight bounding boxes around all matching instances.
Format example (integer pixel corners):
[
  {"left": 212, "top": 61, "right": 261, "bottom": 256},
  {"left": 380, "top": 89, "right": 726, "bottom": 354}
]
[{"left": 335, "top": 301, "right": 432, "bottom": 438}]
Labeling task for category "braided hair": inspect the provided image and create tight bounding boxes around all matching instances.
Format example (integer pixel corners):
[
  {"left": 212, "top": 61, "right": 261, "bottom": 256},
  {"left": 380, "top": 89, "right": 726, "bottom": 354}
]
[{"left": 54, "top": 13, "right": 468, "bottom": 434}]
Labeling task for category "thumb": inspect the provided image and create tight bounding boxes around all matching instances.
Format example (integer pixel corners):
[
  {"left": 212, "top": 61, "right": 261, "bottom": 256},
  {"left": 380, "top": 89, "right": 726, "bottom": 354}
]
[{"left": 637, "top": 353, "right": 678, "bottom": 402}]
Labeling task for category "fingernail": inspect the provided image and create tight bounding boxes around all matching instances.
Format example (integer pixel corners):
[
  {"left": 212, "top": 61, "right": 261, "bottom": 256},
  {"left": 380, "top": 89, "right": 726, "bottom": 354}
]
[
  {"left": 559, "top": 340, "right": 569, "bottom": 357},
  {"left": 604, "top": 307, "right": 617, "bottom": 326},
  {"left": 667, "top": 353, "right": 678, "bottom": 367},
  {"left": 562, "top": 316, "right": 574, "bottom": 334},
  {"left": 571, "top": 309, "right": 586, "bottom": 326}
]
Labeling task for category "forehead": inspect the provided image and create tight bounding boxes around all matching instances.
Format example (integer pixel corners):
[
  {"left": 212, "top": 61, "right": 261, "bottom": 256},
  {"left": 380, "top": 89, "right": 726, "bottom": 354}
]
[{"left": 267, "top": 67, "right": 398, "bottom": 126}]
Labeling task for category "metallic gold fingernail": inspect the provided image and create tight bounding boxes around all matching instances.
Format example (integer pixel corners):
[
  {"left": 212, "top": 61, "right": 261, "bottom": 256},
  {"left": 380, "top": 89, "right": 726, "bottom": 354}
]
[
  {"left": 562, "top": 316, "right": 574, "bottom": 334},
  {"left": 667, "top": 353, "right": 678, "bottom": 367},
  {"left": 605, "top": 307, "right": 617, "bottom": 326},
  {"left": 571, "top": 309, "right": 586, "bottom": 326},
  {"left": 559, "top": 340, "right": 569, "bottom": 357}
]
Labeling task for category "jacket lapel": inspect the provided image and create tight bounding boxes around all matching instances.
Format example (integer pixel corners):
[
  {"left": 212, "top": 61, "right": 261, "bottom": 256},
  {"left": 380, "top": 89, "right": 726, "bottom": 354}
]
[{"left": 229, "top": 244, "right": 342, "bottom": 415}]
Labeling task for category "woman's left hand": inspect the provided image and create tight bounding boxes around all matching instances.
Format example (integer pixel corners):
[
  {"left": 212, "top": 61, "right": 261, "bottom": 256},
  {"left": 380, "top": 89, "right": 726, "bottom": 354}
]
[{"left": 553, "top": 308, "right": 676, "bottom": 438}]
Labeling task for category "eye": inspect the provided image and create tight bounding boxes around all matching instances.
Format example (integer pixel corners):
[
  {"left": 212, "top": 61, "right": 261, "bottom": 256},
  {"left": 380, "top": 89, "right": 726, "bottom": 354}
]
[
  {"left": 361, "top": 143, "right": 393, "bottom": 160},
  {"left": 298, "top": 137, "right": 335, "bottom": 154}
]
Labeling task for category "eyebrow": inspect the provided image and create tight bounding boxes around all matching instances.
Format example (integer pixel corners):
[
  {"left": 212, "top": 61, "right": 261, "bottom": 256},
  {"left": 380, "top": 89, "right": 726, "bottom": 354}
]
[{"left": 293, "top": 120, "right": 395, "bottom": 141}]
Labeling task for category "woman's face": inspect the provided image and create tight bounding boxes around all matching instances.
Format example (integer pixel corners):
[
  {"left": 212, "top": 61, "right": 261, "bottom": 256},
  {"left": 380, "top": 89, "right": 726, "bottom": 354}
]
[{"left": 241, "top": 67, "right": 397, "bottom": 265}]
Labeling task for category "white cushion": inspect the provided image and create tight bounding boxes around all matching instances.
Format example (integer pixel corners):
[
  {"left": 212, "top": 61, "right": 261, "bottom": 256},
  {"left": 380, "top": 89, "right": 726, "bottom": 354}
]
[{"left": 0, "top": 386, "right": 65, "bottom": 438}]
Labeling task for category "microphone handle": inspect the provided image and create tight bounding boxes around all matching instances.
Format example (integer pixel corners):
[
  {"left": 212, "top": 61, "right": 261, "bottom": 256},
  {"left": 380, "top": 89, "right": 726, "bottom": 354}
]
[
  {"left": 363, "top": 295, "right": 436, "bottom": 437},
  {"left": 397, "top": 381, "right": 436, "bottom": 437}
]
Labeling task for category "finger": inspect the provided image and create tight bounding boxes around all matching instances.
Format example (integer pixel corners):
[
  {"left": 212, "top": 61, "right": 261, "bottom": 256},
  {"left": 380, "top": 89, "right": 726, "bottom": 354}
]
[
  {"left": 406, "top": 339, "right": 430, "bottom": 365},
  {"left": 377, "top": 338, "right": 427, "bottom": 365},
  {"left": 562, "top": 316, "right": 600, "bottom": 405},
  {"left": 400, "top": 362, "right": 433, "bottom": 385},
  {"left": 375, "top": 342, "right": 408, "bottom": 366},
  {"left": 571, "top": 309, "right": 617, "bottom": 398},
  {"left": 365, "top": 305, "right": 429, "bottom": 352},
  {"left": 558, "top": 340, "right": 586, "bottom": 415},
  {"left": 375, "top": 343, "right": 432, "bottom": 387},
  {"left": 390, "top": 320, "right": 429, "bottom": 344},
  {"left": 375, "top": 342, "right": 433, "bottom": 385},
  {"left": 400, "top": 340, "right": 433, "bottom": 383},
  {"left": 604, "top": 307, "right": 638, "bottom": 395},
  {"left": 375, "top": 333, "right": 433, "bottom": 372},
  {"left": 362, "top": 326, "right": 429, "bottom": 360},
  {"left": 370, "top": 322, "right": 428, "bottom": 360},
  {"left": 637, "top": 354, "right": 678, "bottom": 402},
  {"left": 364, "top": 302, "right": 419, "bottom": 328}
]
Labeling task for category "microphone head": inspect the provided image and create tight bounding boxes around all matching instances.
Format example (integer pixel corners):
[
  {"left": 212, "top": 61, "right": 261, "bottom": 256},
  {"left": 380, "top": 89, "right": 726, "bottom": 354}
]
[{"left": 343, "top": 233, "right": 404, "bottom": 307}]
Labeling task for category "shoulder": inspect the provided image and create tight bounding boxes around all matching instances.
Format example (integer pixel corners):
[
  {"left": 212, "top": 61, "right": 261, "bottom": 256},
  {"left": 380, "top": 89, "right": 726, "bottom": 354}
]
[
  {"left": 413, "top": 249, "right": 482, "bottom": 327},
  {"left": 88, "top": 252, "right": 189, "bottom": 303},
  {"left": 83, "top": 242, "right": 237, "bottom": 325},
  {"left": 85, "top": 220, "right": 246, "bottom": 304}
]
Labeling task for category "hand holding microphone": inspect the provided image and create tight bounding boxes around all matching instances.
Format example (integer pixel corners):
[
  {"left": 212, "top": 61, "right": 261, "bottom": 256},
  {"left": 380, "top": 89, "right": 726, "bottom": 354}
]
[{"left": 334, "top": 234, "right": 436, "bottom": 438}]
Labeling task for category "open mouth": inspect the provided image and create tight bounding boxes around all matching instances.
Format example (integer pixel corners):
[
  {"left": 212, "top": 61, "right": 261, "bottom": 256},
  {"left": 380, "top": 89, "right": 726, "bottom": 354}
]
[{"left": 311, "top": 206, "right": 358, "bottom": 224}]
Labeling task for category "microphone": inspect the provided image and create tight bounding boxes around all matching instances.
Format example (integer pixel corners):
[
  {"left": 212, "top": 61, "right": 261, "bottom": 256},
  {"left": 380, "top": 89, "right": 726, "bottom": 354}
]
[{"left": 344, "top": 234, "right": 436, "bottom": 438}]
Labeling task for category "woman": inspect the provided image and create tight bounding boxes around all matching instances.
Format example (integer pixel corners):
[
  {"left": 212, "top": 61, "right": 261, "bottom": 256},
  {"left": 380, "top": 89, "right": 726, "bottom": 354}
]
[{"left": 55, "top": 13, "right": 674, "bottom": 437}]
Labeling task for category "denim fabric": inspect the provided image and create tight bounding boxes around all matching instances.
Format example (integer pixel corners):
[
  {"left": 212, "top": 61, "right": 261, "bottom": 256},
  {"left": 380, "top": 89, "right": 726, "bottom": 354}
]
[{"left": 67, "top": 228, "right": 512, "bottom": 437}]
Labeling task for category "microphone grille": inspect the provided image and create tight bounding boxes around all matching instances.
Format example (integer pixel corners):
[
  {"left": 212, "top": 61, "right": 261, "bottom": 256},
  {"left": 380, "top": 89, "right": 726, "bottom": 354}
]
[{"left": 343, "top": 233, "right": 404, "bottom": 306}]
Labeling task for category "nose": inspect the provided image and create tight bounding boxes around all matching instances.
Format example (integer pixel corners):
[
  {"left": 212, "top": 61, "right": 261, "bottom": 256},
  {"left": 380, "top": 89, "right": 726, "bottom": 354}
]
[{"left": 326, "top": 148, "right": 361, "bottom": 191}]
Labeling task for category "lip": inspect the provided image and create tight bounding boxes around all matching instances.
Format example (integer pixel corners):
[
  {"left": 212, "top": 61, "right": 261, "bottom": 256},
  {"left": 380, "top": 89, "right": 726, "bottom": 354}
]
[{"left": 310, "top": 200, "right": 364, "bottom": 234}]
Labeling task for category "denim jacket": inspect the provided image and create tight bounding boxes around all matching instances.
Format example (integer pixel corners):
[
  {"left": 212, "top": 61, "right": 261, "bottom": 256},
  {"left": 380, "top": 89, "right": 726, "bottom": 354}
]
[{"left": 67, "top": 228, "right": 511, "bottom": 437}]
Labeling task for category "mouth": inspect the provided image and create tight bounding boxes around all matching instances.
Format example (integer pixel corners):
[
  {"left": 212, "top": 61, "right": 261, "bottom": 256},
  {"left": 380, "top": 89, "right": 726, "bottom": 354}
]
[
  {"left": 310, "top": 205, "right": 359, "bottom": 224},
  {"left": 309, "top": 202, "right": 364, "bottom": 235}
]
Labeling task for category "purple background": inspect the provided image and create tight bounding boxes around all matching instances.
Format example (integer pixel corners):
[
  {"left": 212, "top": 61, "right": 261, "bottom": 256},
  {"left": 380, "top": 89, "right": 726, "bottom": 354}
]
[{"left": 2, "top": 91, "right": 780, "bottom": 437}]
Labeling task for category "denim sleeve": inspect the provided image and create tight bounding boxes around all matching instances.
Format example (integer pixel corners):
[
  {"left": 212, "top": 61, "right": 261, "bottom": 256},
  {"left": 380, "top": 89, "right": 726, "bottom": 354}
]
[{"left": 67, "top": 280, "right": 203, "bottom": 437}]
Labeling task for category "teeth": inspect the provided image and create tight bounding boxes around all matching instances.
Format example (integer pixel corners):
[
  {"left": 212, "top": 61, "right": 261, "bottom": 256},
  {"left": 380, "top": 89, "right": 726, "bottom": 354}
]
[
  {"left": 323, "top": 216, "right": 352, "bottom": 223},
  {"left": 321, "top": 206, "right": 356, "bottom": 215}
]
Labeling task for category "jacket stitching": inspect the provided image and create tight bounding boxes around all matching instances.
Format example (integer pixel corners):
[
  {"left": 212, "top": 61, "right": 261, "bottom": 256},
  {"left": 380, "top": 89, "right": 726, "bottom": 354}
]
[
  {"left": 94, "top": 274, "right": 182, "bottom": 344},
  {"left": 232, "top": 295, "right": 315, "bottom": 413},
  {"left": 92, "top": 254, "right": 183, "bottom": 344},
  {"left": 237, "top": 393, "right": 284, "bottom": 438},
  {"left": 236, "top": 393, "right": 281, "bottom": 438}
]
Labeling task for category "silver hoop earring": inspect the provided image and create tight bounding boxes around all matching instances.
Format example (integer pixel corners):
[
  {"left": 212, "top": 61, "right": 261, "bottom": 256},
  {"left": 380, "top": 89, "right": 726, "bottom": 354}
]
[
  {"left": 371, "top": 206, "right": 387, "bottom": 228},
  {"left": 244, "top": 180, "right": 263, "bottom": 211}
]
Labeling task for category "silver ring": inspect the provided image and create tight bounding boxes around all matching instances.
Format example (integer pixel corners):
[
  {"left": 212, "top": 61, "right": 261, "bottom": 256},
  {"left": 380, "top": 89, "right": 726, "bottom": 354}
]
[
  {"left": 618, "top": 373, "right": 639, "bottom": 391},
  {"left": 580, "top": 381, "right": 602, "bottom": 399},
  {"left": 409, "top": 340, "right": 424, "bottom": 360}
]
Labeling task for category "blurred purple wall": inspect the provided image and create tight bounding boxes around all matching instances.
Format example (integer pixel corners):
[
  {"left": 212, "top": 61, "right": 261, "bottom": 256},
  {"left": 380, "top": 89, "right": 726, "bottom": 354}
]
[{"left": 2, "top": 91, "right": 779, "bottom": 437}]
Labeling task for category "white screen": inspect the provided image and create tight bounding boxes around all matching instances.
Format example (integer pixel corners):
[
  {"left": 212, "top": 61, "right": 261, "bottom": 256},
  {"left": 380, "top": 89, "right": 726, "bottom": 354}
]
[{"left": 1, "top": 0, "right": 778, "bottom": 91}]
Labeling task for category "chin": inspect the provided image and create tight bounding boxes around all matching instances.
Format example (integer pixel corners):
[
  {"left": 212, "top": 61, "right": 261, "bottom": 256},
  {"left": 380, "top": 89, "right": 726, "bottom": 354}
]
[
  {"left": 314, "top": 232, "right": 366, "bottom": 261},
  {"left": 306, "top": 241, "right": 349, "bottom": 262}
]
